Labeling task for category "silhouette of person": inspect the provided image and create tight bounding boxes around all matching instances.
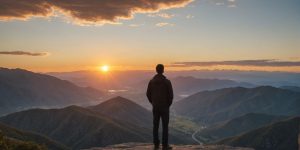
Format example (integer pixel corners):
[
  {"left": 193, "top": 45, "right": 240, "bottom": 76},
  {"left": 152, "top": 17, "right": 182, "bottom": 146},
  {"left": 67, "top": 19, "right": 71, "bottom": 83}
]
[{"left": 147, "top": 64, "right": 173, "bottom": 150}]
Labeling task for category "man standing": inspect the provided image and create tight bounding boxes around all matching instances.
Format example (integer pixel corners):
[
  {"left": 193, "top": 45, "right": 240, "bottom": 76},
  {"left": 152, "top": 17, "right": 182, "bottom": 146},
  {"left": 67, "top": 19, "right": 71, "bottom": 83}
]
[{"left": 147, "top": 64, "right": 173, "bottom": 150}]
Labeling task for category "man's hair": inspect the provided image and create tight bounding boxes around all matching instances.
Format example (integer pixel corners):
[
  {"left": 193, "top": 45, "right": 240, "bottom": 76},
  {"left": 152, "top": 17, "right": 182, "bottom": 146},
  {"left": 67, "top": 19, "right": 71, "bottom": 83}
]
[{"left": 156, "top": 64, "right": 164, "bottom": 74}]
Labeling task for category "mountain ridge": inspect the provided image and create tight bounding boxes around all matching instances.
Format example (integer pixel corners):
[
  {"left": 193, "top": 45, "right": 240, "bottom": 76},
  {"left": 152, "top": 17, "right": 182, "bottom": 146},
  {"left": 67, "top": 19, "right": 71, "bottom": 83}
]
[
  {"left": 174, "top": 86, "right": 300, "bottom": 124},
  {"left": 197, "top": 113, "right": 288, "bottom": 142},
  {"left": 88, "top": 96, "right": 152, "bottom": 127},
  {"left": 0, "top": 67, "right": 103, "bottom": 115},
  {"left": 0, "top": 104, "right": 153, "bottom": 149},
  {"left": 217, "top": 117, "right": 300, "bottom": 150}
]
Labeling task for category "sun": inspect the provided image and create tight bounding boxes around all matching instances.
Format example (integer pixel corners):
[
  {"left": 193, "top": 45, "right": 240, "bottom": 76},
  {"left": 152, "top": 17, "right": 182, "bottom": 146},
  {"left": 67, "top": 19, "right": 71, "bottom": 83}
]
[{"left": 100, "top": 65, "right": 109, "bottom": 72}]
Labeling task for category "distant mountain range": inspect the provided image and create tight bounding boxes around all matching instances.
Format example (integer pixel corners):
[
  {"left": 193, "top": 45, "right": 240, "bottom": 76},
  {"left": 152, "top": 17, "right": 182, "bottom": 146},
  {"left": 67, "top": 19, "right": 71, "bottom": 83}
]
[
  {"left": 48, "top": 70, "right": 300, "bottom": 88},
  {"left": 49, "top": 70, "right": 254, "bottom": 97},
  {"left": 113, "top": 76, "right": 255, "bottom": 109},
  {"left": 217, "top": 117, "right": 300, "bottom": 150},
  {"left": 0, "top": 122, "right": 68, "bottom": 150},
  {"left": 197, "top": 113, "right": 287, "bottom": 142},
  {"left": 174, "top": 86, "right": 300, "bottom": 124},
  {"left": 48, "top": 70, "right": 154, "bottom": 91},
  {"left": 0, "top": 68, "right": 103, "bottom": 115},
  {"left": 129, "top": 76, "right": 254, "bottom": 96},
  {"left": 171, "top": 76, "right": 253, "bottom": 96}
]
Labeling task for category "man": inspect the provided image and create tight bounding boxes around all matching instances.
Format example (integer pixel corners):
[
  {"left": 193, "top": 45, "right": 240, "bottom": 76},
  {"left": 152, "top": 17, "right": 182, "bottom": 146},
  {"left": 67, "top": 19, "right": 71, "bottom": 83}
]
[{"left": 147, "top": 64, "right": 173, "bottom": 150}]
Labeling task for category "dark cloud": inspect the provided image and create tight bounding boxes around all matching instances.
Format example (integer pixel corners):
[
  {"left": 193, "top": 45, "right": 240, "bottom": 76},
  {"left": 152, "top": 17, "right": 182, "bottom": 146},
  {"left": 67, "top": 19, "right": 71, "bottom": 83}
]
[
  {"left": 0, "top": 0, "right": 192, "bottom": 25},
  {"left": 171, "top": 60, "right": 300, "bottom": 67},
  {"left": 0, "top": 51, "right": 48, "bottom": 56}
]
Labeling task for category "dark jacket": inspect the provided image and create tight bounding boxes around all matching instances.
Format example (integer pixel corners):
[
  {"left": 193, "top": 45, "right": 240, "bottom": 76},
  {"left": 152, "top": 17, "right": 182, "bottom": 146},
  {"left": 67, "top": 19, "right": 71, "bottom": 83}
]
[{"left": 146, "top": 74, "right": 173, "bottom": 109}]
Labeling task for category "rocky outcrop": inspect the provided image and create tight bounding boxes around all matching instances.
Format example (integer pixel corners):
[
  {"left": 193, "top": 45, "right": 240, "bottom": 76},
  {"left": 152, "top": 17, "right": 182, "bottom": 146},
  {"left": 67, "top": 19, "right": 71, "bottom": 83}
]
[{"left": 85, "top": 143, "right": 254, "bottom": 150}]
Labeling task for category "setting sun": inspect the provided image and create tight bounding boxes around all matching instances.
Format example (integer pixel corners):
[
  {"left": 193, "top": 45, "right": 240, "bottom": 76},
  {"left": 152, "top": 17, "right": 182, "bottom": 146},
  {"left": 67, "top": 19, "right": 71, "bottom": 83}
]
[{"left": 100, "top": 65, "right": 109, "bottom": 72}]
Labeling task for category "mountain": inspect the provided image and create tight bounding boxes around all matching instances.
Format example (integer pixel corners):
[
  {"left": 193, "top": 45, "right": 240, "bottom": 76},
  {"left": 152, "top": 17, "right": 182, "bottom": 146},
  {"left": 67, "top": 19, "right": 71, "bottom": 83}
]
[
  {"left": 217, "top": 117, "right": 300, "bottom": 150},
  {"left": 280, "top": 86, "right": 300, "bottom": 92},
  {"left": 0, "top": 122, "right": 69, "bottom": 150},
  {"left": 130, "top": 76, "right": 253, "bottom": 98},
  {"left": 197, "top": 113, "right": 287, "bottom": 142},
  {"left": 117, "top": 76, "right": 254, "bottom": 109},
  {"left": 174, "top": 86, "right": 300, "bottom": 124},
  {"left": 49, "top": 70, "right": 256, "bottom": 110},
  {"left": 171, "top": 76, "right": 253, "bottom": 96},
  {"left": 48, "top": 70, "right": 300, "bottom": 89},
  {"left": 47, "top": 70, "right": 154, "bottom": 91},
  {"left": 0, "top": 105, "right": 153, "bottom": 149},
  {"left": 0, "top": 67, "right": 103, "bottom": 115},
  {"left": 88, "top": 96, "right": 152, "bottom": 127},
  {"left": 88, "top": 96, "right": 195, "bottom": 144}
]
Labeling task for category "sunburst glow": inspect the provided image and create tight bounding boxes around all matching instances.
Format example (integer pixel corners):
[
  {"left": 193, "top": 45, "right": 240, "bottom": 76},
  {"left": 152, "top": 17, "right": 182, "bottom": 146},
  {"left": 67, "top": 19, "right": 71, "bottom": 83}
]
[{"left": 100, "top": 65, "right": 109, "bottom": 72}]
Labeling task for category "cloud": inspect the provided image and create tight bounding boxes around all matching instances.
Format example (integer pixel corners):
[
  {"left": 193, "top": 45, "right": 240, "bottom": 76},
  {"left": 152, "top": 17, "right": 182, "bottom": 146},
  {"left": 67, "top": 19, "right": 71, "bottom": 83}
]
[
  {"left": 128, "top": 23, "right": 144, "bottom": 27},
  {"left": 171, "top": 59, "right": 300, "bottom": 67},
  {"left": 227, "top": 0, "right": 237, "bottom": 7},
  {"left": 186, "top": 14, "right": 194, "bottom": 19},
  {"left": 211, "top": 0, "right": 237, "bottom": 7},
  {"left": 148, "top": 13, "right": 175, "bottom": 19},
  {"left": 0, "top": 0, "right": 192, "bottom": 25},
  {"left": 215, "top": 2, "right": 225, "bottom": 6},
  {"left": 156, "top": 22, "right": 175, "bottom": 27},
  {"left": 0, "top": 51, "right": 49, "bottom": 56},
  {"left": 289, "top": 57, "right": 300, "bottom": 61}
]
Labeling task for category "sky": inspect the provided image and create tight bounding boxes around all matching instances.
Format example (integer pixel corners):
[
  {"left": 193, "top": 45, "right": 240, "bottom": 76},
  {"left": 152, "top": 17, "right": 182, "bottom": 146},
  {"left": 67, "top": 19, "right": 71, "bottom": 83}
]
[{"left": 0, "top": 0, "right": 300, "bottom": 72}]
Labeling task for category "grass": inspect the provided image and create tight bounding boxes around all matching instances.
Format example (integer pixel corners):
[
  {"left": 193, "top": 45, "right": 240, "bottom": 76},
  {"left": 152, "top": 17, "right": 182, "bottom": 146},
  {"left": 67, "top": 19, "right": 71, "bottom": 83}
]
[
  {"left": 170, "top": 115, "right": 203, "bottom": 134},
  {"left": 0, "top": 132, "right": 47, "bottom": 150}
]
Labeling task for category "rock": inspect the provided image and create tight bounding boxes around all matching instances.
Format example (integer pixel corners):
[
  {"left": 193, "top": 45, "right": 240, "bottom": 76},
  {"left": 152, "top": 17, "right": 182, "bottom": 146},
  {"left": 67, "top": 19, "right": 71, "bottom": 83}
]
[{"left": 84, "top": 143, "right": 254, "bottom": 150}]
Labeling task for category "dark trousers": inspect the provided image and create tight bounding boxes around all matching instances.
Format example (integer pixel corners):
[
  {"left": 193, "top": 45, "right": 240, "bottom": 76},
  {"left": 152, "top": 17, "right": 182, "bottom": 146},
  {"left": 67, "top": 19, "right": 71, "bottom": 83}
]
[{"left": 152, "top": 107, "right": 169, "bottom": 146}]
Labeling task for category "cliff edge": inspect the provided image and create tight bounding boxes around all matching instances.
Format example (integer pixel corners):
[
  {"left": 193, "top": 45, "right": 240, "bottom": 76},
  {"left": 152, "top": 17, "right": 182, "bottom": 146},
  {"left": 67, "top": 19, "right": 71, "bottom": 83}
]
[{"left": 85, "top": 143, "right": 254, "bottom": 150}]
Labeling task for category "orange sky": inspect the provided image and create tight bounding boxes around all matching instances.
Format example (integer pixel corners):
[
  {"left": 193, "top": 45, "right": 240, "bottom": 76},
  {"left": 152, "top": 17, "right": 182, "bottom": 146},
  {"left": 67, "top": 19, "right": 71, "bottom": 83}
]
[{"left": 0, "top": 0, "right": 300, "bottom": 73}]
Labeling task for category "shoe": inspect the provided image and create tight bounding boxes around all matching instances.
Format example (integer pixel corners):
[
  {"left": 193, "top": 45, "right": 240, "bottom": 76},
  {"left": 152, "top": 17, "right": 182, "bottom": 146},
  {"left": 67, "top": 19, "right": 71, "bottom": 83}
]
[
  {"left": 162, "top": 145, "right": 172, "bottom": 150},
  {"left": 154, "top": 144, "right": 159, "bottom": 150}
]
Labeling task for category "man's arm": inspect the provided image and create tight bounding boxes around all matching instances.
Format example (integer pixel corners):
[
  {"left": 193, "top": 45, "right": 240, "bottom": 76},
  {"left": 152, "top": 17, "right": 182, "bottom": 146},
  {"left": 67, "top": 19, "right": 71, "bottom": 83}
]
[
  {"left": 167, "top": 80, "right": 174, "bottom": 106},
  {"left": 146, "top": 81, "right": 152, "bottom": 104}
]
